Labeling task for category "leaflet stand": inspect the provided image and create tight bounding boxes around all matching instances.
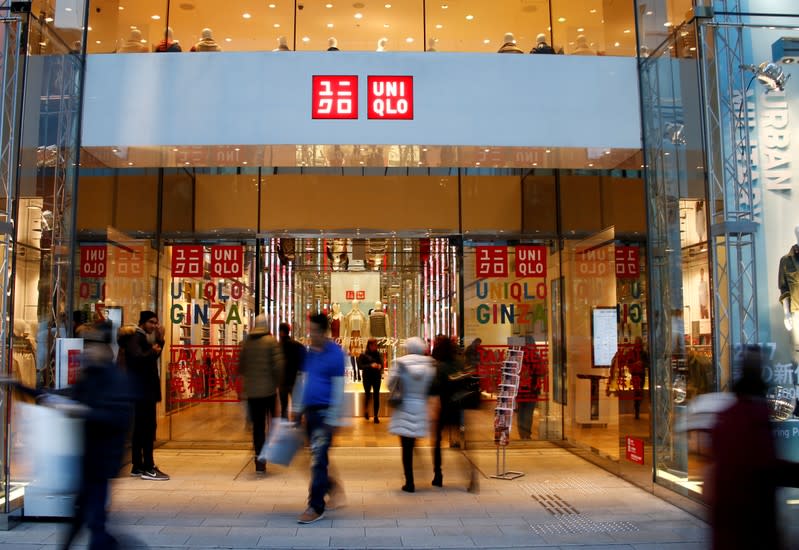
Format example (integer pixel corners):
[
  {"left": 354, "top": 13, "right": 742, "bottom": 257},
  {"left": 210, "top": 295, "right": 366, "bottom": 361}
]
[{"left": 491, "top": 348, "right": 525, "bottom": 480}]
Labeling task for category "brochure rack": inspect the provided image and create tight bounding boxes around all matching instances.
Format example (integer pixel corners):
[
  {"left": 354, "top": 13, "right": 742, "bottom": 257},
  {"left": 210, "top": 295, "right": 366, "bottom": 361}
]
[{"left": 491, "top": 347, "right": 525, "bottom": 480}]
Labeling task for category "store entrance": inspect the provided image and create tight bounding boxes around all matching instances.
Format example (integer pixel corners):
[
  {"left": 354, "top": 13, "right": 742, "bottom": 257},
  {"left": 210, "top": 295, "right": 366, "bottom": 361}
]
[{"left": 164, "top": 236, "right": 459, "bottom": 447}]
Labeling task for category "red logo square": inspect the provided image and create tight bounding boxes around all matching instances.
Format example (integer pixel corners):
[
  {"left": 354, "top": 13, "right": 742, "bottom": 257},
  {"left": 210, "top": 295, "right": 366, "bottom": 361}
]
[
  {"left": 367, "top": 76, "right": 413, "bottom": 119},
  {"left": 312, "top": 75, "right": 358, "bottom": 119},
  {"left": 114, "top": 245, "right": 143, "bottom": 278},
  {"left": 345, "top": 290, "right": 355, "bottom": 300},
  {"left": 476, "top": 246, "right": 508, "bottom": 278},
  {"left": 356, "top": 290, "right": 366, "bottom": 300},
  {"left": 210, "top": 246, "right": 243, "bottom": 278},
  {"left": 615, "top": 246, "right": 640, "bottom": 278},
  {"left": 515, "top": 246, "right": 547, "bottom": 278},
  {"left": 172, "top": 245, "right": 204, "bottom": 277},
  {"left": 80, "top": 246, "right": 107, "bottom": 278}
]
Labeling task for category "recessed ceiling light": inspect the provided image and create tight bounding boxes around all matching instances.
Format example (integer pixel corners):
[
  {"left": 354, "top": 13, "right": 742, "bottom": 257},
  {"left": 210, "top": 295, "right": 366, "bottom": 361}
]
[
  {"left": 354, "top": 12, "right": 363, "bottom": 19},
  {"left": 118, "top": 6, "right": 124, "bottom": 10},
  {"left": 441, "top": 4, "right": 448, "bottom": 9},
  {"left": 589, "top": 9, "right": 597, "bottom": 14},
  {"left": 140, "top": 39, "right": 146, "bottom": 43},
  {"left": 577, "top": 27, "right": 584, "bottom": 32},
  {"left": 483, "top": 38, "right": 490, "bottom": 44},
  {"left": 302, "top": 36, "right": 310, "bottom": 42},
  {"left": 243, "top": 161, "right": 248, "bottom": 165},
  {"left": 533, "top": 162, "right": 538, "bottom": 166},
  {"left": 243, "top": 12, "right": 251, "bottom": 19},
  {"left": 383, "top": 23, "right": 390, "bottom": 28},
  {"left": 689, "top": 46, "right": 696, "bottom": 51},
  {"left": 588, "top": 163, "right": 594, "bottom": 167},
  {"left": 127, "top": 162, "right": 134, "bottom": 166},
  {"left": 545, "top": 149, "right": 551, "bottom": 153},
  {"left": 484, "top": 148, "right": 490, "bottom": 152},
  {"left": 184, "top": 161, "right": 190, "bottom": 165},
  {"left": 624, "top": 29, "right": 631, "bottom": 33},
  {"left": 325, "top": 3, "right": 333, "bottom": 7},
  {"left": 151, "top": 14, "right": 160, "bottom": 20},
  {"left": 172, "top": 148, "right": 179, "bottom": 152},
  {"left": 327, "top": 23, "right": 334, "bottom": 28},
  {"left": 225, "top": 37, "right": 232, "bottom": 42},
  {"left": 385, "top": 3, "right": 392, "bottom": 7},
  {"left": 435, "top": 24, "right": 443, "bottom": 29},
  {"left": 268, "top": 3, "right": 276, "bottom": 7},
  {"left": 604, "top": 150, "right": 611, "bottom": 155},
  {"left": 405, "top": 37, "right": 414, "bottom": 43},
  {"left": 234, "top": 148, "right": 240, "bottom": 152},
  {"left": 614, "top": 42, "right": 620, "bottom": 47},
  {"left": 95, "top": 40, "right": 101, "bottom": 44},
  {"left": 557, "top": 17, "right": 566, "bottom": 22},
  {"left": 475, "top": 161, "right": 481, "bottom": 166},
  {"left": 465, "top": 14, "right": 474, "bottom": 20}
]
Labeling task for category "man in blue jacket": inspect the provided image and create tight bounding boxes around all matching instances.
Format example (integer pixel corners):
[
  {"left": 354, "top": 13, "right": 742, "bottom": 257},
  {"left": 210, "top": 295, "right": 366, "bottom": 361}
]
[{"left": 292, "top": 313, "right": 346, "bottom": 524}]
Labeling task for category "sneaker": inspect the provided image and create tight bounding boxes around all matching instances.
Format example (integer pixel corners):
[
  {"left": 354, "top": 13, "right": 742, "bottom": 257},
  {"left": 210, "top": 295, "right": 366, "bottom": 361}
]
[
  {"left": 130, "top": 467, "right": 143, "bottom": 477},
  {"left": 140, "top": 467, "right": 170, "bottom": 481},
  {"left": 297, "top": 507, "right": 325, "bottom": 524}
]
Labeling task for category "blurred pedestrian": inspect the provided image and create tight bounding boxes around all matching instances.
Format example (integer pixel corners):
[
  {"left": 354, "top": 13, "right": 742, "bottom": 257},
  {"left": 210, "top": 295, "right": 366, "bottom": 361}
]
[
  {"left": 292, "top": 313, "right": 347, "bottom": 524},
  {"left": 464, "top": 338, "right": 481, "bottom": 373},
  {"left": 239, "top": 314, "right": 284, "bottom": 474},
  {"left": 388, "top": 337, "right": 435, "bottom": 493},
  {"left": 125, "top": 310, "right": 168, "bottom": 481},
  {"left": 707, "top": 345, "right": 799, "bottom": 550},
  {"left": 429, "top": 335, "right": 462, "bottom": 487},
  {"left": 61, "top": 322, "right": 132, "bottom": 550},
  {"left": 358, "top": 338, "right": 383, "bottom": 423},
  {"left": 278, "top": 322, "right": 305, "bottom": 420}
]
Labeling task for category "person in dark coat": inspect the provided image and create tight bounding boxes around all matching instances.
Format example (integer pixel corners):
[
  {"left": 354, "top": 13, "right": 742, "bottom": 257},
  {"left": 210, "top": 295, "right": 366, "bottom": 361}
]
[
  {"left": 125, "top": 310, "right": 168, "bottom": 481},
  {"left": 278, "top": 322, "right": 305, "bottom": 420},
  {"left": 707, "top": 345, "right": 799, "bottom": 550},
  {"left": 61, "top": 322, "right": 132, "bottom": 550},
  {"left": 357, "top": 338, "right": 384, "bottom": 423}
]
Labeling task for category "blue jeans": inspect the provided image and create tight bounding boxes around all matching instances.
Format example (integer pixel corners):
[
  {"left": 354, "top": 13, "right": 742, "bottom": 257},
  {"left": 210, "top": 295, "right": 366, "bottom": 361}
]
[{"left": 304, "top": 408, "right": 335, "bottom": 513}]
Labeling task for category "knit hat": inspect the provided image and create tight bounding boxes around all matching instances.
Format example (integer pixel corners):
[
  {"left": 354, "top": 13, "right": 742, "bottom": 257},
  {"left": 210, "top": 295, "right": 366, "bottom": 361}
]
[{"left": 138, "top": 310, "right": 157, "bottom": 325}]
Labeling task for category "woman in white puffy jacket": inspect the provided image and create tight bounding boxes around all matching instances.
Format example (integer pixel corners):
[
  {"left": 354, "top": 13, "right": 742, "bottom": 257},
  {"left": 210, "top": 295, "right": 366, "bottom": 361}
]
[{"left": 388, "top": 337, "right": 435, "bottom": 493}]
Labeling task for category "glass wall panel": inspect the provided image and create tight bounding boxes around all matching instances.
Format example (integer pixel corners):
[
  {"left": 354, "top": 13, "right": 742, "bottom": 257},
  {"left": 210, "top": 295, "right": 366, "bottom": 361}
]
[
  {"left": 636, "top": 0, "right": 694, "bottom": 56},
  {"left": 87, "top": 0, "right": 168, "bottom": 54},
  {"left": 551, "top": 0, "right": 636, "bottom": 57}
]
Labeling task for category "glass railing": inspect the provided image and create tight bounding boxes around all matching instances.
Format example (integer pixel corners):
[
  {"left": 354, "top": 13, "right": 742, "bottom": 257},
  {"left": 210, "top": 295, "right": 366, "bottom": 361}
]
[{"left": 61, "top": 0, "right": 637, "bottom": 56}]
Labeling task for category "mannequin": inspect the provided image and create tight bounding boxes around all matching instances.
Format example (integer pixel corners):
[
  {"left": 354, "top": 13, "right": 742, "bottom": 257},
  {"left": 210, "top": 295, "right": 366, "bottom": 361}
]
[
  {"left": 426, "top": 37, "right": 438, "bottom": 52},
  {"left": 329, "top": 302, "right": 343, "bottom": 339},
  {"left": 778, "top": 226, "right": 799, "bottom": 349},
  {"left": 530, "top": 33, "right": 555, "bottom": 54},
  {"left": 154, "top": 27, "right": 181, "bottom": 52},
  {"left": 376, "top": 37, "right": 388, "bottom": 52},
  {"left": 345, "top": 300, "right": 368, "bottom": 356},
  {"left": 698, "top": 267, "right": 710, "bottom": 319},
  {"left": 498, "top": 32, "right": 523, "bottom": 54},
  {"left": 695, "top": 200, "right": 707, "bottom": 242},
  {"left": 369, "top": 300, "right": 390, "bottom": 339},
  {"left": 274, "top": 36, "right": 291, "bottom": 52},
  {"left": 117, "top": 28, "right": 148, "bottom": 53},
  {"left": 191, "top": 28, "right": 222, "bottom": 52},
  {"left": 327, "top": 37, "right": 340, "bottom": 51},
  {"left": 572, "top": 34, "right": 595, "bottom": 55}
]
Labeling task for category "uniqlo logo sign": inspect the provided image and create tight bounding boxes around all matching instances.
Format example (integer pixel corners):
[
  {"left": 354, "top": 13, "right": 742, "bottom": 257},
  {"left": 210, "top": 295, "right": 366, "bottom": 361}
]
[
  {"left": 80, "top": 246, "right": 107, "bottom": 277},
  {"left": 345, "top": 290, "right": 366, "bottom": 301},
  {"left": 172, "top": 245, "right": 204, "bottom": 277},
  {"left": 367, "top": 76, "right": 414, "bottom": 120},
  {"left": 312, "top": 75, "right": 358, "bottom": 119},
  {"left": 113, "top": 245, "right": 144, "bottom": 278},
  {"left": 515, "top": 246, "right": 546, "bottom": 278},
  {"left": 210, "top": 246, "right": 243, "bottom": 278},
  {"left": 476, "top": 246, "right": 508, "bottom": 278},
  {"left": 615, "top": 246, "right": 640, "bottom": 278}
]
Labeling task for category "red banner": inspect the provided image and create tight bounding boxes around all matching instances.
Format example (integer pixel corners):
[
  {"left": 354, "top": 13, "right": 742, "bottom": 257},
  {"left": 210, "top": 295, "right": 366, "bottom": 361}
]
[
  {"left": 625, "top": 436, "right": 645, "bottom": 464},
  {"left": 475, "top": 246, "right": 508, "bottom": 278},
  {"left": 168, "top": 345, "right": 241, "bottom": 403},
  {"left": 172, "top": 245, "right": 204, "bottom": 277},
  {"left": 80, "top": 245, "right": 107, "bottom": 278},
  {"left": 210, "top": 245, "right": 243, "bottom": 278}
]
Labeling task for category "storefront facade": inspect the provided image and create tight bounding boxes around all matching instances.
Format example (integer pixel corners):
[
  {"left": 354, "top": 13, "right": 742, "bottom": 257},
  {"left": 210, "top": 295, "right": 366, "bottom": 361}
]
[{"left": 0, "top": 0, "right": 795, "bottom": 524}]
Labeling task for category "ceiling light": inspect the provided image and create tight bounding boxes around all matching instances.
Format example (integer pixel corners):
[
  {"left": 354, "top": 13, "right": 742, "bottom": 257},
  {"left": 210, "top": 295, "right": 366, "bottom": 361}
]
[
  {"left": 577, "top": 27, "right": 584, "bottom": 32},
  {"left": 588, "top": 163, "right": 594, "bottom": 167},
  {"left": 545, "top": 149, "right": 551, "bottom": 153},
  {"left": 646, "top": 10, "right": 653, "bottom": 15},
  {"left": 243, "top": 161, "right": 248, "bottom": 165},
  {"left": 225, "top": 37, "right": 232, "bottom": 42},
  {"left": 742, "top": 61, "right": 790, "bottom": 92},
  {"left": 184, "top": 161, "right": 190, "bottom": 165},
  {"left": 234, "top": 148, "right": 240, "bottom": 152},
  {"left": 118, "top": 6, "right": 124, "bottom": 10},
  {"left": 111, "top": 148, "right": 119, "bottom": 153},
  {"left": 435, "top": 24, "right": 443, "bottom": 29},
  {"left": 624, "top": 29, "right": 631, "bottom": 34},
  {"left": 243, "top": 12, "right": 252, "bottom": 19},
  {"left": 302, "top": 36, "right": 310, "bottom": 42},
  {"left": 354, "top": 12, "right": 363, "bottom": 19},
  {"left": 483, "top": 39, "right": 490, "bottom": 44},
  {"left": 383, "top": 23, "right": 390, "bottom": 28},
  {"left": 484, "top": 148, "right": 490, "bottom": 152},
  {"left": 87, "top": 26, "right": 92, "bottom": 31},
  {"left": 558, "top": 17, "right": 566, "bottom": 22},
  {"left": 140, "top": 39, "right": 146, "bottom": 43},
  {"left": 151, "top": 14, "right": 160, "bottom": 20},
  {"left": 44, "top": 17, "right": 53, "bottom": 22},
  {"left": 614, "top": 42, "right": 620, "bottom": 47},
  {"left": 268, "top": 3, "right": 276, "bottom": 7},
  {"left": 65, "top": 7, "right": 73, "bottom": 11},
  {"left": 127, "top": 162, "right": 134, "bottom": 166},
  {"left": 533, "top": 162, "right": 538, "bottom": 166},
  {"left": 465, "top": 14, "right": 474, "bottom": 20},
  {"left": 95, "top": 40, "right": 101, "bottom": 44},
  {"left": 326, "top": 3, "right": 333, "bottom": 8},
  {"left": 405, "top": 37, "right": 414, "bottom": 43},
  {"left": 589, "top": 9, "right": 597, "bottom": 14},
  {"left": 441, "top": 4, "right": 448, "bottom": 9},
  {"left": 475, "top": 162, "right": 481, "bottom": 166},
  {"left": 385, "top": 3, "right": 392, "bottom": 7},
  {"left": 273, "top": 23, "right": 281, "bottom": 28},
  {"left": 327, "top": 23, "right": 334, "bottom": 28},
  {"left": 172, "top": 148, "right": 179, "bottom": 152}
]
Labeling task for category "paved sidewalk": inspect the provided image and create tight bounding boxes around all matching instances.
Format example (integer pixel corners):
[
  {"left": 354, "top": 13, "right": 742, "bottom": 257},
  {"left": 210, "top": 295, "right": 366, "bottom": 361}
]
[{"left": 0, "top": 445, "right": 711, "bottom": 549}]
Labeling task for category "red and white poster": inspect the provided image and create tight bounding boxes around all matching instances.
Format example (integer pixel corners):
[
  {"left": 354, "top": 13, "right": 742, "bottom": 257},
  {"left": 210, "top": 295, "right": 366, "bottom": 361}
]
[
  {"left": 367, "top": 76, "right": 414, "bottom": 120},
  {"left": 113, "top": 245, "right": 144, "bottom": 277},
  {"left": 312, "top": 75, "right": 358, "bottom": 119},
  {"left": 210, "top": 245, "right": 243, "bottom": 278},
  {"left": 476, "top": 246, "right": 508, "bottom": 278},
  {"left": 515, "top": 246, "right": 547, "bottom": 278},
  {"left": 80, "top": 245, "right": 107, "bottom": 278},
  {"left": 172, "top": 245, "right": 203, "bottom": 277},
  {"left": 625, "top": 436, "right": 645, "bottom": 465}
]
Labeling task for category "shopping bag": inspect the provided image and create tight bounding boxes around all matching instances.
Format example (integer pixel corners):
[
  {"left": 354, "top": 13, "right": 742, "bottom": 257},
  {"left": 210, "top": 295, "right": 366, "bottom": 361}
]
[{"left": 258, "top": 418, "right": 304, "bottom": 466}]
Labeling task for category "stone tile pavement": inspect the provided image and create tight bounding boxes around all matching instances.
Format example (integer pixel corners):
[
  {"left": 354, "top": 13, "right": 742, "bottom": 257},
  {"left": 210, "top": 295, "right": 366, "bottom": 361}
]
[{"left": 0, "top": 445, "right": 715, "bottom": 549}]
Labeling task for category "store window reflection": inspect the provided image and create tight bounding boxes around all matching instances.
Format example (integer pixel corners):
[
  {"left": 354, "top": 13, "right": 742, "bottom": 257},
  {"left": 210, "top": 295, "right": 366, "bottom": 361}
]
[{"left": 551, "top": 0, "right": 635, "bottom": 57}]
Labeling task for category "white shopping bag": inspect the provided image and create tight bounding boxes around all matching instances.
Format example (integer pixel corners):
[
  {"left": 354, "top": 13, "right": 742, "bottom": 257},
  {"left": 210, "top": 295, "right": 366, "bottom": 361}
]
[{"left": 258, "top": 418, "right": 304, "bottom": 466}]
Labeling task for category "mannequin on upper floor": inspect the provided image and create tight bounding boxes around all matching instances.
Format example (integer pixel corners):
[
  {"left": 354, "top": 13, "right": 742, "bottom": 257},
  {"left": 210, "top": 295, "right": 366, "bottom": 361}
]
[
  {"left": 191, "top": 28, "right": 222, "bottom": 52},
  {"left": 154, "top": 27, "right": 181, "bottom": 52},
  {"left": 369, "top": 300, "right": 390, "bottom": 339},
  {"left": 778, "top": 225, "right": 799, "bottom": 335},
  {"left": 572, "top": 34, "right": 595, "bottom": 55},
  {"left": 117, "top": 28, "right": 148, "bottom": 53},
  {"left": 376, "top": 37, "right": 388, "bottom": 52},
  {"left": 327, "top": 37, "right": 340, "bottom": 51},
  {"left": 530, "top": 33, "right": 555, "bottom": 54},
  {"left": 497, "top": 32, "right": 523, "bottom": 54},
  {"left": 274, "top": 36, "right": 291, "bottom": 52}
]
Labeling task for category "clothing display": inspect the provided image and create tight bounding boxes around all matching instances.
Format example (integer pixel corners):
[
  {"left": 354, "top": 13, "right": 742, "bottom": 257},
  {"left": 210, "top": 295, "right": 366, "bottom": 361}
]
[
  {"left": 369, "top": 311, "right": 387, "bottom": 338},
  {"left": 330, "top": 318, "right": 341, "bottom": 339},
  {"left": 698, "top": 271, "right": 710, "bottom": 319},
  {"left": 191, "top": 29, "right": 222, "bottom": 52},
  {"left": 498, "top": 42, "right": 523, "bottom": 54},
  {"left": 778, "top": 245, "right": 799, "bottom": 313},
  {"left": 695, "top": 201, "right": 707, "bottom": 242}
]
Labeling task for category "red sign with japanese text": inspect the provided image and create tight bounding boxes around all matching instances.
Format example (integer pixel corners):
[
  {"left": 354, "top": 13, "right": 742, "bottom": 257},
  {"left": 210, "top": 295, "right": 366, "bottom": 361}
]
[
  {"left": 625, "top": 436, "right": 645, "bottom": 464},
  {"left": 615, "top": 246, "right": 640, "bottom": 278},
  {"left": 168, "top": 345, "right": 242, "bottom": 402},
  {"left": 476, "top": 246, "right": 508, "bottom": 278},
  {"left": 312, "top": 75, "right": 358, "bottom": 119},
  {"left": 515, "top": 246, "right": 547, "bottom": 278},
  {"left": 210, "top": 246, "right": 243, "bottom": 278},
  {"left": 80, "top": 246, "right": 107, "bottom": 278},
  {"left": 68, "top": 349, "right": 81, "bottom": 385},
  {"left": 113, "top": 245, "right": 144, "bottom": 277},
  {"left": 367, "top": 76, "right": 414, "bottom": 120},
  {"left": 172, "top": 245, "right": 203, "bottom": 277}
]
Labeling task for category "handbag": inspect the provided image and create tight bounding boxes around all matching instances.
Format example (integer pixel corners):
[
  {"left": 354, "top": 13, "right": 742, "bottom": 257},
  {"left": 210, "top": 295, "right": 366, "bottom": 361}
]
[
  {"left": 388, "top": 363, "right": 404, "bottom": 407},
  {"left": 449, "top": 372, "right": 481, "bottom": 410},
  {"left": 258, "top": 418, "right": 304, "bottom": 466}
]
